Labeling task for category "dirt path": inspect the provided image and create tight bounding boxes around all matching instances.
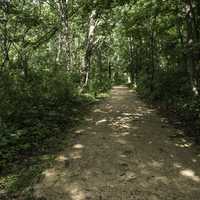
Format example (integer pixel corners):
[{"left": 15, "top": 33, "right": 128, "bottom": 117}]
[{"left": 34, "top": 86, "right": 200, "bottom": 200}]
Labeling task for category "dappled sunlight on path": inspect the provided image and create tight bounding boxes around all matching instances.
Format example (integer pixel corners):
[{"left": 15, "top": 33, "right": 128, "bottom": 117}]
[{"left": 34, "top": 86, "right": 200, "bottom": 200}]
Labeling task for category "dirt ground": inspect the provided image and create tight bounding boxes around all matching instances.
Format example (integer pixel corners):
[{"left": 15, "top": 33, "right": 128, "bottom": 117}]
[{"left": 33, "top": 86, "right": 200, "bottom": 200}]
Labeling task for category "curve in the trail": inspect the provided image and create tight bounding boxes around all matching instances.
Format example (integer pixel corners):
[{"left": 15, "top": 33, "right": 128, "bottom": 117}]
[{"left": 34, "top": 86, "right": 200, "bottom": 200}]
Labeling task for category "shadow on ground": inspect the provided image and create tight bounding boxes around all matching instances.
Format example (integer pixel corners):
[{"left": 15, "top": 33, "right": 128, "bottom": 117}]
[{"left": 6, "top": 86, "right": 200, "bottom": 200}]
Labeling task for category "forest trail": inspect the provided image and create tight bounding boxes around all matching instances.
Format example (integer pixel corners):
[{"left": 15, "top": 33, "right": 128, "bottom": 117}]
[{"left": 34, "top": 86, "right": 200, "bottom": 200}]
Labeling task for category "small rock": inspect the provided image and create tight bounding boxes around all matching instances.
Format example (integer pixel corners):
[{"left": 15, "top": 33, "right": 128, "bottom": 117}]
[{"left": 120, "top": 171, "right": 137, "bottom": 182}]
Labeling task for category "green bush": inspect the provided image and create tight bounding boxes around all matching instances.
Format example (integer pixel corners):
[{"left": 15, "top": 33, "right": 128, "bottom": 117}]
[
  {"left": 0, "top": 70, "right": 80, "bottom": 169},
  {"left": 136, "top": 67, "right": 200, "bottom": 138}
]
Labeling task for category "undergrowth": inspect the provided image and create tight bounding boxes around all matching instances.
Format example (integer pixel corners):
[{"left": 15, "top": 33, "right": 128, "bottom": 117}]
[{"left": 0, "top": 71, "right": 101, "bottom": 199}]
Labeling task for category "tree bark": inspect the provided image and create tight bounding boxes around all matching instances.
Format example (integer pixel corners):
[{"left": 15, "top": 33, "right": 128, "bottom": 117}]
[
  {"left": 82, "top": 9, "right": 99, "bottom": 88},
  {"left": 128, "top": 35, "right": 137, "bottom": 85},
  {"left": 108, "top": 62, "right": 112, "bottom": 80},
  {"left": 56, "top": 0, "right": 71, "bottom": 70},
  {"left": 185, "top": 0, "right": 200, "bottom": 96}
]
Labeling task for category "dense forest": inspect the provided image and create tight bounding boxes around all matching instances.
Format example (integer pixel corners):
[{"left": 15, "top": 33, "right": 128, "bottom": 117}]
[{"left": 0, "top": 0, "right": 200, "bottom": 198}]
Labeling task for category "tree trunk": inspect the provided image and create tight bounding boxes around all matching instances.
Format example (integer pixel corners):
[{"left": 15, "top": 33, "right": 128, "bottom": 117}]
[
  {"left": 56, "top": 0, "right": 71, "bottom": 70},
  {"left": 82, "top": 10, "right": 99, "bottom": 88},
  {"left": 185, "top": 0, "right": 200, "bottom": 96},
  {"left": 128, "top": 35, "right": 136, "bottom": 85},
  {"left": 0, "top": 16, "right": 10, "bottom": 71},
  {"left": 150, "top": 30, "right": 155, "bottom": 93},
  {"left": 108, "top": 62, "right": 112, "bottom": 80},
  {"left": 149, "top": 14, "right": 157, "bottom": 93},
  {"left": 55, "top": 32, "right": 62, "bottom": 66}
]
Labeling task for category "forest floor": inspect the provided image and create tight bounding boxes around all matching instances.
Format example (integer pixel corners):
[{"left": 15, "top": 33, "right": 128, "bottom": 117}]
[{"left": 31, "top": 86, "right": 200, "bottom": 199}]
